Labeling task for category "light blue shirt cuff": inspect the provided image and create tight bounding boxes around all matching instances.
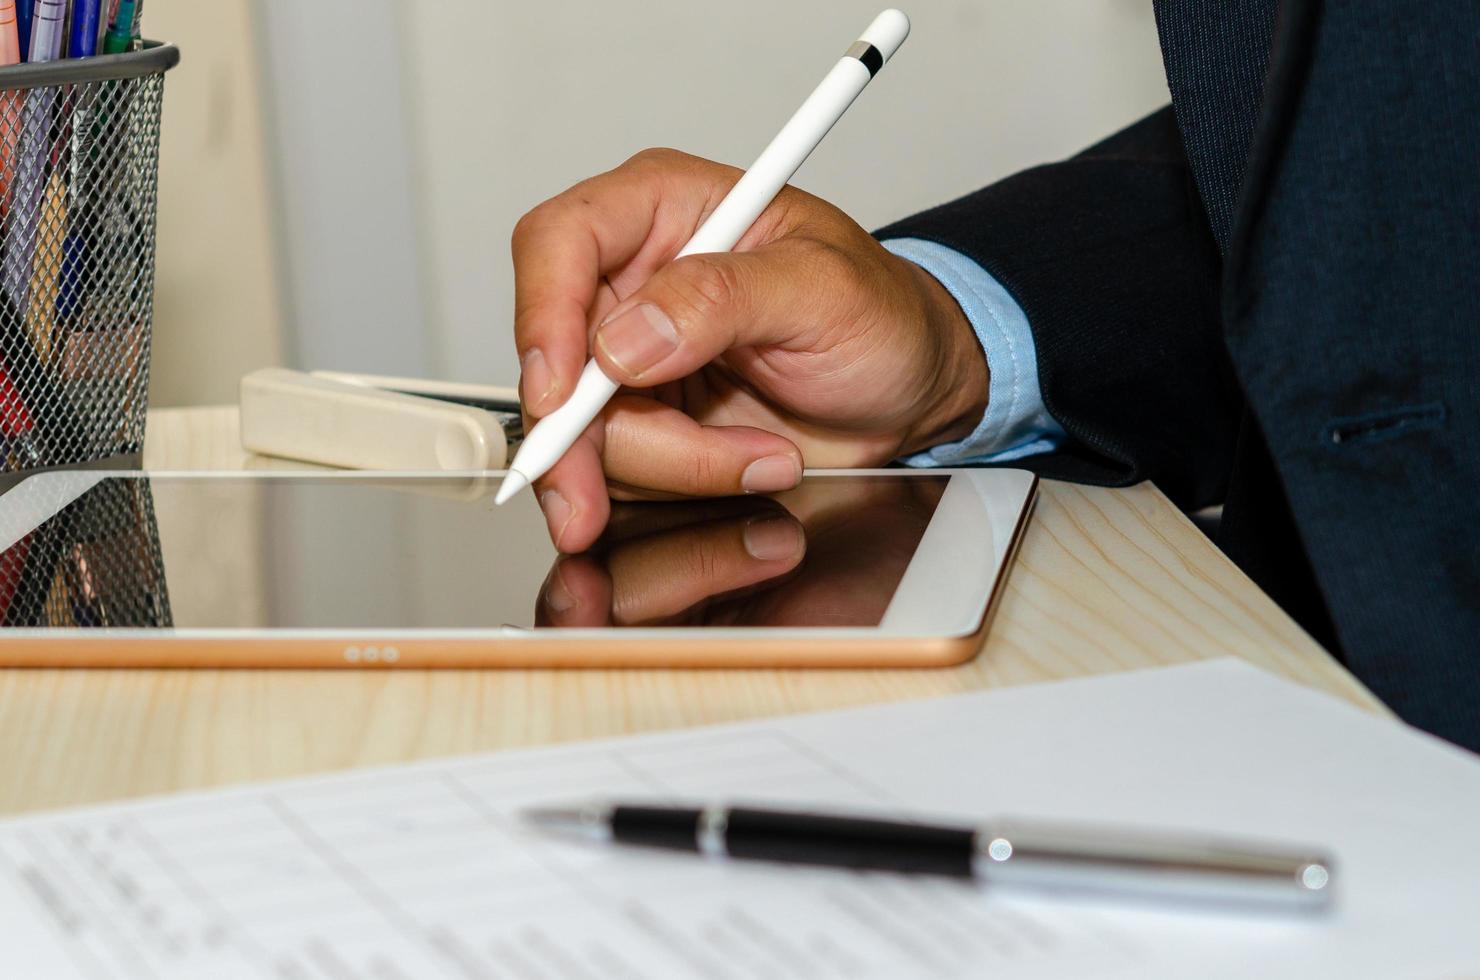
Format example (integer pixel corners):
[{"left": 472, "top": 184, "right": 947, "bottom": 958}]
[{"left": 882, "top": 237, "right": 1065, "bottom": 467}]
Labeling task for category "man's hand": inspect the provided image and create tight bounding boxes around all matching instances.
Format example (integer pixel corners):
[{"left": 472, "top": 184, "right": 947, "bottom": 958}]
[{"left": 513, "top": 148, "right": 987, "bottom": 552}]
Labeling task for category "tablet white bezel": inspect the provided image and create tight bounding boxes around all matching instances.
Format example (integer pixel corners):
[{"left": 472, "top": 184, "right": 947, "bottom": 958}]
[{"left": 0, "top": 468, "right": 1035, "bottom": 644}]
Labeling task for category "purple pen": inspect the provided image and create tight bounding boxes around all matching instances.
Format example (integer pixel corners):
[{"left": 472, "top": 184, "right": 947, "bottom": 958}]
[
  {"left": 26, "top": 0, "right": 59, "bottom": 61},
  {"left": 2, "top": 0, "right": 64, "bottom": 311}
]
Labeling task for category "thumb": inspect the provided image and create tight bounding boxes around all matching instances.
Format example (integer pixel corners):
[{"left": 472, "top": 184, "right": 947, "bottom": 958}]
[{"left": 590, "top": 244, "right": 819, "bottom": 387}]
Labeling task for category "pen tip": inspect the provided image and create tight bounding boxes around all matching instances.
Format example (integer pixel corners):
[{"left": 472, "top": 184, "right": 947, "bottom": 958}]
[{"left": 494, "top": 469, "right": 530, "bottom": 506}]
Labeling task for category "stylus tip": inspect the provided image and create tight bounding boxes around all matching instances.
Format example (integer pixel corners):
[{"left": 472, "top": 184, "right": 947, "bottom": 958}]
[{"left": 494, "top": 469, "right": 530, "bottom": 506}]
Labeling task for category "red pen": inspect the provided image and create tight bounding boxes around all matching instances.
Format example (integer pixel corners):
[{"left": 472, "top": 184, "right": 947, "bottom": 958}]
[
  {"left": 0, "top": 535, "right": 31, "bottom": 621},
  {"left": 0, "top": 360, "right": 42, "bottom": 466}
]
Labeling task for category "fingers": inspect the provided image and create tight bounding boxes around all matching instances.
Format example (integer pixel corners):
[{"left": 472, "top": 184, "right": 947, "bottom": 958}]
[
  {"left": 511, "top": 150, "right": 735, "bottom": 418},
  {"left": 601, "top": 396, "right": 803, "bottom": 498},
  {"left": 535, "top": 557, "right": 614, "bottom": 628},
  {"left": 538, "top": 511, "right": 806, "bottom": 627},
  {"left": 511, "top": 192, "right": 643, "bottom": 417},
  {"left": 532, "top": 397, "right": 803, "bottom": 551},
  {"left": 609, "top": 512, "right": 805, "bottom": 624},
  {"left": 589, "top": 238, "right": 843, "bottom": 390},
  {"left": 530, "top": 421, "right": 610, "bottom": 554},
  {"left": 600, "top": 496, "right": 794, "bottom": 544}
]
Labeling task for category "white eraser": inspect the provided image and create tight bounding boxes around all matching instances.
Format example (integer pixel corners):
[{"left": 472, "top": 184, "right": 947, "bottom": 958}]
[{"left": 239, "top": 368, "right": 507, "bottom": 471}]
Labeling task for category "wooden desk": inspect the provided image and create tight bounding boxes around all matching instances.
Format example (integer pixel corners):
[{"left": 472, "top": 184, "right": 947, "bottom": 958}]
[{"left": 0, "top": 406, "right": 1387, "bottom": 818}]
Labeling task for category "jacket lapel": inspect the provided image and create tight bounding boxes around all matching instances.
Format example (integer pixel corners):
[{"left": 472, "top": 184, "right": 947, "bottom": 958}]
[
  {"left": 1221, "top": 0, "right": 1321, "bottom": 324},
  {"left": 1152, "top": 0, "right": 1277, "bottom": 254}
]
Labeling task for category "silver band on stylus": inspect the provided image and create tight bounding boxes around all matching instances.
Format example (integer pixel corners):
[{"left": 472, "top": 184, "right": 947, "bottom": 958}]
[
  {"left": 845, "top": 40, "right": 883, "bottom": 76},
  {"left": 697, "top": 807, "right": 730, "bottom": 857}
]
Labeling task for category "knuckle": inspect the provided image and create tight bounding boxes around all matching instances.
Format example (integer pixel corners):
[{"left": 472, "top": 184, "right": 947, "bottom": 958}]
[
  {"left": 686, "top": 449, "right": 722, "bottom": 495},
  {"left": 791, "top": 238, "right": 873, "bottom": 323},
  {"left": 687, "top": 537, "right": 724, "bottom": 583},
  {"left": 512, "top": 189, "right": 589, "bottom": 251},
  {"left": 798, "top": 235, "right": 860, "bottom": 283},
  {"left": 510, "top": 203, "right": 552, "bottom": 251},
  {"left": 628, "top": 146, "right": 684, "bottom": 169},
  {"left": 670, "top": 256, "right": 743, "bottom": 323}
]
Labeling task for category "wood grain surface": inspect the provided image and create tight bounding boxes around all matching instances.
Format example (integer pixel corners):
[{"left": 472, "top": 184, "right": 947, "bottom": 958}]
[{"left": 0, "top": 407, "right": 1388, "bottom": 817}]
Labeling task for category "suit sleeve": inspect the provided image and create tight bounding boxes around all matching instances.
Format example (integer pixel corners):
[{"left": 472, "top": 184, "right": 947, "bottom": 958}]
[{"left": 875, "top": 106, "right": 1242, "bottom": 509}]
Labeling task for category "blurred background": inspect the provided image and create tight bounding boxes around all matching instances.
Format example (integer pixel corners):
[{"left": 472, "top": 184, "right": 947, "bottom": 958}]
[{"left": 146, "top": 0, "right": 1169, "bottom": 407}]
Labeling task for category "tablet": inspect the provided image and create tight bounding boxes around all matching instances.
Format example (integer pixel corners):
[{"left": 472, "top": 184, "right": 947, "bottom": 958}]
[{"left": 0, "top": 468, "right": 1036, "bottom": 667}]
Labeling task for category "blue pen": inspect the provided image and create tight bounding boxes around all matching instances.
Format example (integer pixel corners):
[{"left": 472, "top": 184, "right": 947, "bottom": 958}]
[
  {"left": 56, "top": 233, "right": 84, "bottom": 322},
  {"left": 60, "top": 2, "right": 103, "bottom": 330},
  {"left": 14, "top": 0, "right": 28, "bottom": 60},
  {"left": 69, "top": 0, "right": 100, "bottom": 58}
]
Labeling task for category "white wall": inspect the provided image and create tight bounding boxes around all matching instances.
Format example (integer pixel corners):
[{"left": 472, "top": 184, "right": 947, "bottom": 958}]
[
  {"left": 154, "top": 2, "right": 1169, "bottom": 402},
  {"left": 148, "top": 0, "right": 285, "bottom": 406},
  {"left": 396, "top": 0, "right": 1170, "bottom": 388},
  {"left": 255, "top": 1, "right": 431, "bottom": 376}
]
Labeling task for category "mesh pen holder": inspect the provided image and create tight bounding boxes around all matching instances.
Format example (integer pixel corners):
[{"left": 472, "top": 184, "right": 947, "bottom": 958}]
[{"left": 0, "top": 42, "right": 178, "bottom": 472}]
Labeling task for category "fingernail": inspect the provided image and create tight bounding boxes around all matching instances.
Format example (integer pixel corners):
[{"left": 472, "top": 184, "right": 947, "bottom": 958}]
[
  {"left": 595, "top": 304, "right": 679, "bottom": 378},
  {"left": 545, "top": 563, "right": 577, "bottom": 613},
  {"left": 540, "top": 489, "right": 575, "bottom": 551},
  {"left": 743, "top": 515, "right": 803, "bottom": 562},
  {"left": 741, "top": 454, "right": 802, "bottom": 494},
  {"left": 520, "top": 347, "right": 556, "bottom": 412}
]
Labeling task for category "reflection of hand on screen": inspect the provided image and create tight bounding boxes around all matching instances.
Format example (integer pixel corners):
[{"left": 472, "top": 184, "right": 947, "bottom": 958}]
[
  {"left": 730, "top": 477, "right": 945, "bottom": 628},
  {"left": 534, "top": 477, "right": 946, "bottom": 629},
  {"left": 534, "top": 497, "right": 806, "bottom": 628}
]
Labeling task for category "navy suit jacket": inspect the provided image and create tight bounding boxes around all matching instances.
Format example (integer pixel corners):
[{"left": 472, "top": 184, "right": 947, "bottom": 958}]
[{"left": 880, "top": 1, "right": 1480, "bottom": 749}]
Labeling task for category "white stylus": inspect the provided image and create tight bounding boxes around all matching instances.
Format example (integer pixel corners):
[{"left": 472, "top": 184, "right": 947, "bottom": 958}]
[{"left": 495, "top": 9, "right": 912, "bottom": 506}]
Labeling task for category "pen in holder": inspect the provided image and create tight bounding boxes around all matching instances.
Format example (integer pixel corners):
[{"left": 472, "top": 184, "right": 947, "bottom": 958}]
[{"left": 0, "top": 41, "right": 178, "bottom": 472}]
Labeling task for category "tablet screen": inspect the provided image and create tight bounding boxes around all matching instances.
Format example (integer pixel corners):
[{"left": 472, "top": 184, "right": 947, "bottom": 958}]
[{"left": 0, "top": 473, "right": 951, "bottom": 631}]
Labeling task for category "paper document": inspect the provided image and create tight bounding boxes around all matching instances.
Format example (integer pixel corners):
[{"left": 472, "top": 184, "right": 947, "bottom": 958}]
[{"left": 4, "top": 659, "right": 1479, "bottom": 979}]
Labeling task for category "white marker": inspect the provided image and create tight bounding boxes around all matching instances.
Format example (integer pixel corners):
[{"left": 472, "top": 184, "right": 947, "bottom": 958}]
[{"left": 495, "top": 9, "right": 911, "bottom": 506}]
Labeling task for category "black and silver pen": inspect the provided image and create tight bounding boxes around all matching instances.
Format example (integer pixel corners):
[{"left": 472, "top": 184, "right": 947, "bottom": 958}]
[{"left": 521, "top": 802, "right": 1335, "bottom": 911}]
